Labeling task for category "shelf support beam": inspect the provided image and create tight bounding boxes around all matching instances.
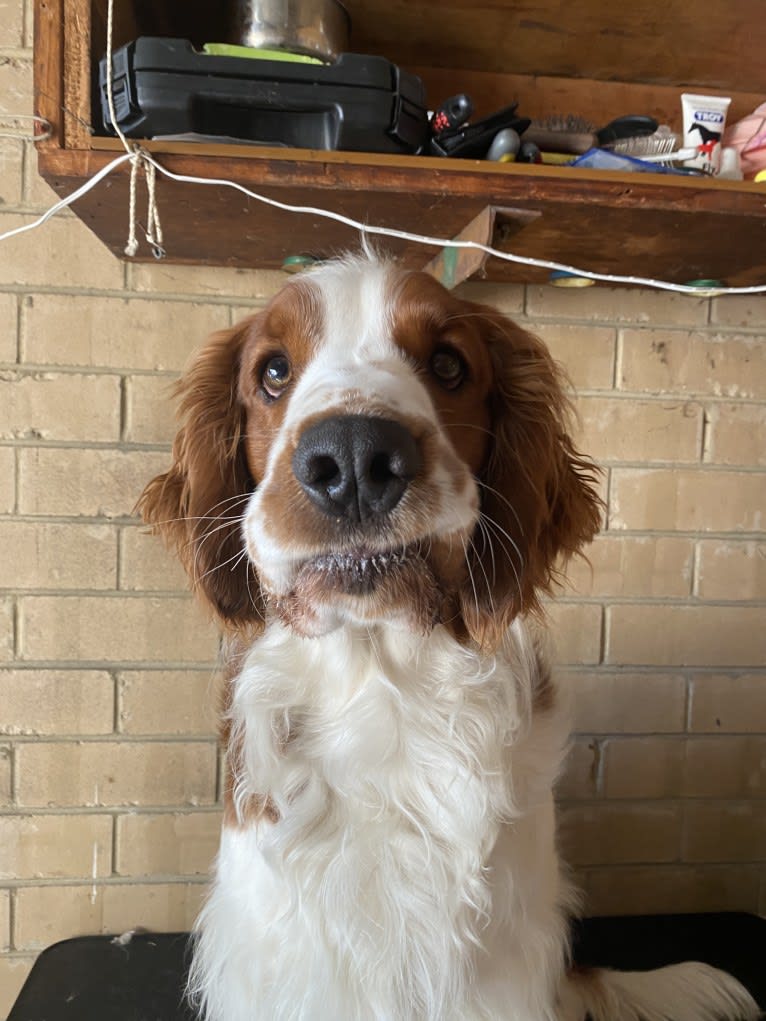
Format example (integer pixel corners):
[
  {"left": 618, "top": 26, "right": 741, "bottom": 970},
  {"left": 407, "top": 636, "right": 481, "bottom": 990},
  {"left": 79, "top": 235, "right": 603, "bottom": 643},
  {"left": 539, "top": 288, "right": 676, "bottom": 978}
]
[{"left": 424, "top": 205, "right": 542, "bottom": 288}]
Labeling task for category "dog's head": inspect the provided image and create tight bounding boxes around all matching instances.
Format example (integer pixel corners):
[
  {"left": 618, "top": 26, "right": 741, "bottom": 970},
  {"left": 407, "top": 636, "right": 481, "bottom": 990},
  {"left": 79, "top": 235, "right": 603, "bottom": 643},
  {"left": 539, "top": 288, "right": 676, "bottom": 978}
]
[{"left": 138, "top": 256, "right": 601, "bottom": 649}]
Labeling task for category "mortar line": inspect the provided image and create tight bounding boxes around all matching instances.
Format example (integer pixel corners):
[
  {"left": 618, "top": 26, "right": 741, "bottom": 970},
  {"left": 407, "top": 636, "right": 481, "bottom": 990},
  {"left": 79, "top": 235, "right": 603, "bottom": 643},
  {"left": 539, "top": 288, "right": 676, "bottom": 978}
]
[
  {"left": 119, "top": 375, "right": 129, "bottom": 443},
  {"left": 684, "top": 674, "right": 693, "bottom": 734},
  {"left": 9, "top": 886, "right": 17, "bottom": 952},
  {"left": 110, "top": 668, "right": 121, "bottom": 735},
  {"left": 598, "top": 604, "right": 607, "bottom": 666},
  {"left": 612, "top": 327, "right": 623, "bottom": 390},
  {"left": 0, "top": 282, "right": 275, "bottom": 306},
  {"left": 690, "top": 541, "right": 702, "bottom": 600}
]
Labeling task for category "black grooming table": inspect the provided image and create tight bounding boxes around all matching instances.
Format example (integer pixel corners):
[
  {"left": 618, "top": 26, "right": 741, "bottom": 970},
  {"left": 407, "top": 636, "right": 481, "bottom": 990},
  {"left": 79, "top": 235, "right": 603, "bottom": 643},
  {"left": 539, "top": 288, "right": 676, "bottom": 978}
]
[{"left": 9, "top": 914, "right": 766, "bottom": 1020}]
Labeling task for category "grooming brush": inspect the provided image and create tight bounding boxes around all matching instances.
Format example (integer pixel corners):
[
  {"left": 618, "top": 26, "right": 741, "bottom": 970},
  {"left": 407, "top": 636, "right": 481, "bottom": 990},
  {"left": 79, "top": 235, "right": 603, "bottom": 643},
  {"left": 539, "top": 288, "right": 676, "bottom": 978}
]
[
  {"left": 524, "top": 114, "right": 658, "bottom": 155},
  {"left": 609, "top": 125, "right": 697, "bottom": 164}
]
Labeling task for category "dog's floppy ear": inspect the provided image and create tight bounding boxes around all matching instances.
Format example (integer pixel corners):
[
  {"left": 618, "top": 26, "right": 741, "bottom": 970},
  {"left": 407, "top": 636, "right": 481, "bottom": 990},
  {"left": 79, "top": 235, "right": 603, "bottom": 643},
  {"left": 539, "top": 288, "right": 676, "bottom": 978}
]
[
  {"left": 459, "top": 306, "right": 603, "bottom": 650},
  {"left": 136, "top": 319, "right": 264, "bottom": 631}
]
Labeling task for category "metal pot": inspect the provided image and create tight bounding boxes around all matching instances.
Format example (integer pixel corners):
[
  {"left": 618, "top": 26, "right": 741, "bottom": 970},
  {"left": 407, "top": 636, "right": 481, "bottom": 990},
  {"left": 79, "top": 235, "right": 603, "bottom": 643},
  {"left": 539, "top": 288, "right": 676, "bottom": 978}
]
[{"left": 229, "top": 0, "right": 351, "bottom": 61}]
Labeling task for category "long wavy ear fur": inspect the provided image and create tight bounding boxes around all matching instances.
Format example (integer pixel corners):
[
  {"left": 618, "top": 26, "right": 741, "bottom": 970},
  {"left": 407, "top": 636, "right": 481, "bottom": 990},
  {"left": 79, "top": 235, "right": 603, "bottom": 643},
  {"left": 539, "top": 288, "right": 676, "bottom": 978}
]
[
  {"left": 135, "top": 320, "right": 264, "bottom": 630},
  {"left": 459, "top": 305, "right": 603, "bottom": 649}
]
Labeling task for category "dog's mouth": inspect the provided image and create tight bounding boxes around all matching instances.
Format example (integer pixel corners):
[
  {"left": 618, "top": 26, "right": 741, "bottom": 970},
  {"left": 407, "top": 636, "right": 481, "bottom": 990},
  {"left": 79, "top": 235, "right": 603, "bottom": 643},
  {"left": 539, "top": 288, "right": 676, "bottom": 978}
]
[
  {"left": 296, "top": 545, "right": 416, "bottom": 596},
  {"left": 271, "top": 535, "right": 469, "bottom": 635}
]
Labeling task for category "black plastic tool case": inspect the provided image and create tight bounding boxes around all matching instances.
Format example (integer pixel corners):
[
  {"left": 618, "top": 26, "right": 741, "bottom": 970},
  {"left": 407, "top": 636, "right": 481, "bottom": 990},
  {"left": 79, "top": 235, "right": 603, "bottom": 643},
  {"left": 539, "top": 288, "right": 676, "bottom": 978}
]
[{"left": 99, "top": 37, "right": 429, "bottom": 154}]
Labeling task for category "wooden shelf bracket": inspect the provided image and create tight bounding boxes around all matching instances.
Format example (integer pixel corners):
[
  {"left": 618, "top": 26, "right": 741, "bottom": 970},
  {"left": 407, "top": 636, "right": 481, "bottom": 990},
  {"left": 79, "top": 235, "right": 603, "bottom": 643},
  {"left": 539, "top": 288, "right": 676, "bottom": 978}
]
[{"left": 424, "top": 206, "right": 542, "bottom": 288}]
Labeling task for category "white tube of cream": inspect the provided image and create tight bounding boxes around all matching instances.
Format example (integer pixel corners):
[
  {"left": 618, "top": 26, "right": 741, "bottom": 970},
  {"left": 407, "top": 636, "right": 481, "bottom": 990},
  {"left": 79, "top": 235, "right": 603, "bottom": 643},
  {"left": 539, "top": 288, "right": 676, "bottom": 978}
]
[{"left": 681, "top": 93, "right": 732, "bottom": 174}]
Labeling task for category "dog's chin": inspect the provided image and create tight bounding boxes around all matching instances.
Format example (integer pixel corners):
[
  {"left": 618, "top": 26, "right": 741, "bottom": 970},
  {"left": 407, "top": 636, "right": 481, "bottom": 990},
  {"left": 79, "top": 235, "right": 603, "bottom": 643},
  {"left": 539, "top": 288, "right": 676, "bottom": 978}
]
[{"left": 271, "top": 545, "right": 445, "bottom": 637}]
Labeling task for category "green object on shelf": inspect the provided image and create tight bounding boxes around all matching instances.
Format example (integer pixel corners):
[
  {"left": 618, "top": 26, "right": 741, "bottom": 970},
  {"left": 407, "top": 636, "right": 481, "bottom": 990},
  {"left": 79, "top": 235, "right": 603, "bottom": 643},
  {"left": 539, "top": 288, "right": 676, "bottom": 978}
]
[
  {"left": 282, "top": 254, "right": 321, "bottom": 273},
  {"left": 203, "top": 42, "right": 325, "bottom": 64}
]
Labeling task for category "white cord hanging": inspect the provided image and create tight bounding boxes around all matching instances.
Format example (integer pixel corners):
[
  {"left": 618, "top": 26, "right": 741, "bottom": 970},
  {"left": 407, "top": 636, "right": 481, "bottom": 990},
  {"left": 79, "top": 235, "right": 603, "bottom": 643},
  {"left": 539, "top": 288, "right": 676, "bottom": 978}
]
[{"left": 105, "top": 0, "right": 164, "bottom": 258}]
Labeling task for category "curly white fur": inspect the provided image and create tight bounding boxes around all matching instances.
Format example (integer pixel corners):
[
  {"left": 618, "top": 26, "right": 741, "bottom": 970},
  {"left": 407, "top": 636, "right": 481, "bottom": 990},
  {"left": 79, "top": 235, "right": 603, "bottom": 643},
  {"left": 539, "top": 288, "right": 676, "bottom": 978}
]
[{"left": 190, "top": 620, "right": 569, "bottom": 1020}]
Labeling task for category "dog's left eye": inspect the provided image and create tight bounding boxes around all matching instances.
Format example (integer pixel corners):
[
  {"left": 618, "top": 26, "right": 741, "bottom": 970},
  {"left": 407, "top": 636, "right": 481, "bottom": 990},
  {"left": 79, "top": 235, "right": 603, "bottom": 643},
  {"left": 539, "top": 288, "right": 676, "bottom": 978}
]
[
  {"left": 262, "top": 355, "right": 292, "bottom": 398},
  {"left": 430, "top": 346, "right": 467, "bottom": 390}
]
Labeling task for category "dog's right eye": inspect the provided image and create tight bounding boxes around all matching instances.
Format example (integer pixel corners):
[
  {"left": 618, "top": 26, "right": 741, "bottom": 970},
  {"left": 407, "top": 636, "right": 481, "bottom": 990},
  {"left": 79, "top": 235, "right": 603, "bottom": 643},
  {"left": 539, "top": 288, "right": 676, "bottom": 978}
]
[
  {"left": 262, "top": 355, "right": 292, "bottom": 398},
  {"left": 430, "top": 346, "right": 467, "bottom": 390}
]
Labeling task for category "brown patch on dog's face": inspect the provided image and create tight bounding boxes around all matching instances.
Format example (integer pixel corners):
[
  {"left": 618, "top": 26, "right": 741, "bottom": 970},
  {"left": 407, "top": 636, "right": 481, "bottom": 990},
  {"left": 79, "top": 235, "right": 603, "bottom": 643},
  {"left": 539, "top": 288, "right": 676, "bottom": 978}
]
[
  {"left": 136, "top": 280, "right": 325, "bottom": 630},
  {"left": 390, "top": 271, "right": 494, "bottom": 477},
  {"left": 238, "top": 281, "right": 324, "bottom": 484}
]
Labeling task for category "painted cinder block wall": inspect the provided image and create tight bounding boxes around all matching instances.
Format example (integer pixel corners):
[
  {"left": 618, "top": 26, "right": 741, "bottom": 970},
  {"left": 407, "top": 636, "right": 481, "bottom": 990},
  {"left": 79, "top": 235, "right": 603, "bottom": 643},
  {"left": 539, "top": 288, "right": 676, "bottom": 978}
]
[{"left": 1, "top": 2, "right": 765, "bottom": 1010}]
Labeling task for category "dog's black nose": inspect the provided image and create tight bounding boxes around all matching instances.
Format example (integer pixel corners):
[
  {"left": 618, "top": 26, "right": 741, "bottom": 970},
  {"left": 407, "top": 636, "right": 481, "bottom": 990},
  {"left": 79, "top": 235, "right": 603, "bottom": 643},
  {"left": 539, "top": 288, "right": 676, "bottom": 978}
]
[{"left": 292, "top": 415, "right": 421, "bottom": 523}]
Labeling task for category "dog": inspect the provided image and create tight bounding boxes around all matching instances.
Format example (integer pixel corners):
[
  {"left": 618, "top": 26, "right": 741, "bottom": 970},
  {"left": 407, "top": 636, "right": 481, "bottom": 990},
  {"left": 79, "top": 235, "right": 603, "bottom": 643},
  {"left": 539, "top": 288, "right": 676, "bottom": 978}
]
[{"left": 138, "top": 254, "right": 759, "bottom": 1021}]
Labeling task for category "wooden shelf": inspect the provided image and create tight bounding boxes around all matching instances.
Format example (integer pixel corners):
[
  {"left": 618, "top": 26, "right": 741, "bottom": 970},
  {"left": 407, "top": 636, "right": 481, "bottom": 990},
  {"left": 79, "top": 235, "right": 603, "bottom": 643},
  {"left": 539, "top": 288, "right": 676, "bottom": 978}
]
[{"left": 33, "top": 0, "right": 766, "bottom": 286}]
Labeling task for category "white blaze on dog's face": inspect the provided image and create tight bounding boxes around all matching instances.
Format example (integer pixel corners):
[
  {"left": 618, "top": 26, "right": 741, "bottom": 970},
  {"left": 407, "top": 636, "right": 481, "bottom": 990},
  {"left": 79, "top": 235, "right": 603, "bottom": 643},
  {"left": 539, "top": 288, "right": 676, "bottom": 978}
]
[{"left": 238, "top": 259, "right": 493, "bottom": 635}]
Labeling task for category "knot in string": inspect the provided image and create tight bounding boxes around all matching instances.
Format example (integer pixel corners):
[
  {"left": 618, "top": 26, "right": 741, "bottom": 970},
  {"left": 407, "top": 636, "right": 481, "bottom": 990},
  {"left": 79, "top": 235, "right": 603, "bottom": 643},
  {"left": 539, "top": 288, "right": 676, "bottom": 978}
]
[{"left": 125, "top": 146, "right": 165, "bottom": 259}]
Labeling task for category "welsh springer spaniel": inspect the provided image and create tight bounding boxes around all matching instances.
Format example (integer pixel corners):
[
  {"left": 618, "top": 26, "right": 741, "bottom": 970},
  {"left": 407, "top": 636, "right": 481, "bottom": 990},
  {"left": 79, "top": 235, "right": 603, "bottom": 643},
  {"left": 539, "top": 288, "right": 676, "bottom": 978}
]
[{"left": 139, "top": 255, "right": 758, "bottom": 1021}]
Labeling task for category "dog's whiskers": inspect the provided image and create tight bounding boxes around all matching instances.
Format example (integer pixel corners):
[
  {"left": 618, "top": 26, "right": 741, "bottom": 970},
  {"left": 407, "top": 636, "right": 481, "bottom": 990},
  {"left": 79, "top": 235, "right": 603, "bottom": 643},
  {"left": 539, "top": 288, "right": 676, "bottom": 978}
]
[
  {"left": 149, "top": 492, "right": 252, "bottom": 530},
  {"left": 466, "top": 528, "right": 497, "bottom": 623},
  {"left": 459, "top": 535, "right": 481, "bottom": 622},
  {"left": 475, "top": 478, "right": 525, "bottom": 537},
  {"left": 196, "top": 544, "right": 251, "bottom": 586},
  {"left": 478, "top": 512, "right": 524, "bottom": 613}
]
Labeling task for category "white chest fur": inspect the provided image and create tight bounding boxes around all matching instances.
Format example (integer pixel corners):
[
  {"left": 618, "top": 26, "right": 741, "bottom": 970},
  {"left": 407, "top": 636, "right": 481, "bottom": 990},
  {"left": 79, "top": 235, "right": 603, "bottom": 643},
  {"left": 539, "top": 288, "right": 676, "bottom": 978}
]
[{"left": 190, "top": 621, "right": 571, "bottom": 1021}]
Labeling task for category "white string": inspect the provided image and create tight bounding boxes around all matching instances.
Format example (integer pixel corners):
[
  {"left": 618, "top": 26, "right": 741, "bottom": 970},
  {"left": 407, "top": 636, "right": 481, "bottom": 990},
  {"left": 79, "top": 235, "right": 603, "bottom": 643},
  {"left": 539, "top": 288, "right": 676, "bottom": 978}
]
[
  {"left": 144, "top": 156, "right": 164, "bottom": 255},
  {"left": 104, "top": 0, "right": 131, "bottom": 155},
  {"left": 125, "top": 152, "right": 139, "bottom": 256},
  {"left": 0, "top": 151, "right": 134, "bottom": 244},
  {"left": 0, "top": 113, "right": 52, "bottom": 142},
  {"left": 105, "top": 0, "right": 164, "bottom": 257},
  {"left": 119, "top": 148, "right": 164, "bottom": 257}
]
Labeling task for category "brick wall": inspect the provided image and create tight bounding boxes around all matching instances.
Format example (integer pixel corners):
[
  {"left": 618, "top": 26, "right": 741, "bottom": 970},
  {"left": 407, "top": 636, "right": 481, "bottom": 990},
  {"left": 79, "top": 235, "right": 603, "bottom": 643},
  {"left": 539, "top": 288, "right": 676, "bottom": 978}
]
[{"left": 1, "top": 5, "right": 765, "bottom": 1010}]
